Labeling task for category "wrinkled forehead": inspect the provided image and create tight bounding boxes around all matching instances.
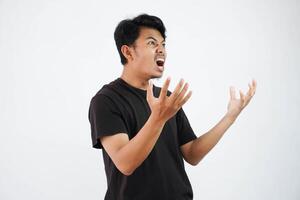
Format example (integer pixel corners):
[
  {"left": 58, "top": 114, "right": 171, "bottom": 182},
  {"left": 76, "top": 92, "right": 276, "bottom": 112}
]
[{"left": 137, "top": 27, "right": 165, "bottom": 42}]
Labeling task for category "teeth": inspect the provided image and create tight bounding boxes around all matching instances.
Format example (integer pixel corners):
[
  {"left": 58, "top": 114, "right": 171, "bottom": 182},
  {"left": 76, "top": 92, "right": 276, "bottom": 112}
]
[{"left": 156, "top": 58, "right": 165, "bottom": 62}]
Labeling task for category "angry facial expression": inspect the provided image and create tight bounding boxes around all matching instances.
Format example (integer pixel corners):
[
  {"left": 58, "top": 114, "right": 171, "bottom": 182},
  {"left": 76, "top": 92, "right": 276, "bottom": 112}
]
[{"left": 129, "top": 27, "right": 167, "bottom": 79}]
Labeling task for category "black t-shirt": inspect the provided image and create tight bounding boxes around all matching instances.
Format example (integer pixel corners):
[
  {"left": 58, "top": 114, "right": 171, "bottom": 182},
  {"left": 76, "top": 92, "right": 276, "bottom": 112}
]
[{"left": 88, "top": 78, "right": 197, "bottom": 200}]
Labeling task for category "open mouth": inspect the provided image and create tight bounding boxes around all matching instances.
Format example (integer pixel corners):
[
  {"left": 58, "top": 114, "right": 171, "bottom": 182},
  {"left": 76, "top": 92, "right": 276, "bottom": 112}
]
[
  {"left": 156, "top": 58, "right": 165, "bottom": 68},
  {"left": 156, "top": 60, "right": 164, "bottom": 66},
  {"left": 155, "top": 58, "right": 165, "bottom": 72}
]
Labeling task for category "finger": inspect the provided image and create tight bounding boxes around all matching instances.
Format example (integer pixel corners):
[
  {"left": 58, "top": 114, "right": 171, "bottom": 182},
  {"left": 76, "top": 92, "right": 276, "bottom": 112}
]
[
  {"left": 178, "top": 90, "right": 192, "bottom": 108},
  {"left": 239, "top": 90, "right": 245, "bottom": 107},
  {"left": 252, "top": 79, "right": 257, "bottom": 88},
  {"left": 246, "top": 83, "right": 252, "bottom": 97},
  {"left": 248, "top": 82, "right": 252, "bottom": 90},
  {"left": 230, "top": 86, "right": 236, "bottom": 100},
  {"left": 251, "top": 79, "right": 257, "bottom": 96},
  {"left": 245, "top": 81, "right": 255, "bottom": 105},
  {"left": 174, "top": 83, "right": 189, "bottom": 105},
  {"left": 170, "top": 79, "right": 184, "bottom": 101},
  {"left": 246, "top": 79, "right": 256, "bottom": 97},
  {"left": 146, "top": 80, "right": 154, "bottom": 101},
  {"left": 159, "top": 77, "right": 171, "bottom": 101}
]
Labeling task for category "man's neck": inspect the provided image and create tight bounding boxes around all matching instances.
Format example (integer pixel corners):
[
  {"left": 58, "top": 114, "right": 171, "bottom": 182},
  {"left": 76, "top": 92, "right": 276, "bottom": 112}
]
[{"left": 120, "top": 68, "right": 149, "bottom": 91}]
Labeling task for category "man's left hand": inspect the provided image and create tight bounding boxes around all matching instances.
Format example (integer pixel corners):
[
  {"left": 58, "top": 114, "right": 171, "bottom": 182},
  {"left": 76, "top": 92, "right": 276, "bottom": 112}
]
[{"left": 226, "top": 79, "right": 257, "bottom": 120}]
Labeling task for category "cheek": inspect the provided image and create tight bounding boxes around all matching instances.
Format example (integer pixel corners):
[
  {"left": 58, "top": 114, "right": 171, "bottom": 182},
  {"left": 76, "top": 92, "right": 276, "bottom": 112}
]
[
  {"left": 134, "top": 49, "right": 156, "bottom": 71},
  {"left": 139, "top": 51, "right": 155, "bottom": 63}
]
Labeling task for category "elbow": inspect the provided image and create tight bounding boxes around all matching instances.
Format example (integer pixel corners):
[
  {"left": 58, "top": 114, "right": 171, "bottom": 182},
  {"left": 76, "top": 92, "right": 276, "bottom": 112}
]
[
  {"left": 188, "top": 157, "right": 203, "bottom": 166},
  {"left": 120, "top": 168, "right": 134, "bottom": 176},
  {"left": 113, "top": 153, "right": 138, "bottom": 176},
  {"left": 116, "top": 163, "right": 136, "bottom": 176}
]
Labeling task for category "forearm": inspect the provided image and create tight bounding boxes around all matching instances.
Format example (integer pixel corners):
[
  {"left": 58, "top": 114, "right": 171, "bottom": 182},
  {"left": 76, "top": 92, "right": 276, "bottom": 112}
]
[
  {"left": 190, "top": 114, "right": 236, "bottom": 165},
  {"left": 116, "top": 114, "right": 165, "bottom": 175}
]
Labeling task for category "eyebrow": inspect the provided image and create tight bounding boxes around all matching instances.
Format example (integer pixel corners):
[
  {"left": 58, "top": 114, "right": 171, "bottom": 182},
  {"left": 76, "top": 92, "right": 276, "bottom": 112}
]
[{"left": 145, "top": 36, "right": 165, "bottom": 43}]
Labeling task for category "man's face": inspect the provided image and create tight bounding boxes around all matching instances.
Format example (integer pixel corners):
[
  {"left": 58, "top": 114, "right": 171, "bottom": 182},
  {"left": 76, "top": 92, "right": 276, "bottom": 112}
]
[{"left": 130, "top": 27, "right": 166, "bottom": 79}]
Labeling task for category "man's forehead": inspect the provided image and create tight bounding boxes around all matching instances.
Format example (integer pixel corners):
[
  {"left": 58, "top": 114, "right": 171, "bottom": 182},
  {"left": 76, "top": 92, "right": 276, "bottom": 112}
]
[{"left": 139, "top": 28, "right": 164, "bottom": 41}]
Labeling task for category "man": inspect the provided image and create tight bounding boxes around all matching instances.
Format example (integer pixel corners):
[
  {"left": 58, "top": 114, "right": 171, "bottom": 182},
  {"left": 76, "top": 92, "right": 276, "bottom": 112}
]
[{"left": 88, "top": 14, "right": 257, "bottom": 200}]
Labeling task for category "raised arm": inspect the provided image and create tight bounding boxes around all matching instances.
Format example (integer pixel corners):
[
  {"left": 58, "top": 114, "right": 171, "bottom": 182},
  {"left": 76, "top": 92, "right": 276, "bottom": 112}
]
[{"left": 181, "top": 79, "right": 257, "bottom": 166}]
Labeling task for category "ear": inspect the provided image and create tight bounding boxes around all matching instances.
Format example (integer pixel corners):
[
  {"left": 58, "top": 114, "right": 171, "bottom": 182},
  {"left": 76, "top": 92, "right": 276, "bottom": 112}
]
[{"left": 121, "top": 45, "right": 133, "bottom": 62}]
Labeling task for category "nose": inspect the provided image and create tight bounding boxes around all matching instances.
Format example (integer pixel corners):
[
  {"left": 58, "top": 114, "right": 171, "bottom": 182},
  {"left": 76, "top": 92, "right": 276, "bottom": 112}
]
[{"left": 156, "top": 44, "right": 165, "bottom": 54}]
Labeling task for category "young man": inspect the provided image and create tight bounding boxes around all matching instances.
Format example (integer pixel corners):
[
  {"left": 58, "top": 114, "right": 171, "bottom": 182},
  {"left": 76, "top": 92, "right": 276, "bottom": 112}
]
[{"left": 88, "top": 14, "right": 257, "bottom": 200}]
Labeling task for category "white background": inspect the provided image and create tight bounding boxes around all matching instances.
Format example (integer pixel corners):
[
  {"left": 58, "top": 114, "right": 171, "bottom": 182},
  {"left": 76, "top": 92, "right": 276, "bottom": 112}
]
[{"left": 1, "top": 0, "right": 299, "bottom": 199}]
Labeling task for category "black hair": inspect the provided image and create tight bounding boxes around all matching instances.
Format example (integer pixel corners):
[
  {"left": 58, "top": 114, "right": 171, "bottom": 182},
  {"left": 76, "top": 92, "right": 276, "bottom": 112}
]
[{"left": 114, "top": 14, "right": 166, "bottom": 65}]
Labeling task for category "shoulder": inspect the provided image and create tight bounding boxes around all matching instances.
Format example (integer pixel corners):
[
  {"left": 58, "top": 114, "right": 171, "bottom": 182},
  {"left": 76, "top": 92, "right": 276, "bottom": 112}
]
[
  {"left": 89, "top": 79, "right": 122, "bottom": 110},
  {"left": 91, "top": 78, "right": 123, "bottom": 102},
  {"left": 94, "top": 79, "right": 121, "bottom": 96}
]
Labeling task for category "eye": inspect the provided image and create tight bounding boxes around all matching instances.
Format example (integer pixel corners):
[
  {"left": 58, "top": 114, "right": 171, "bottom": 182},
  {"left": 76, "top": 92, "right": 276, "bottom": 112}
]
[
  {"left": 148, "top": 41, "right": 156, "bottom": 46},
  {"left": 162, "top": 43, "right": 166, "bottom": 47}
]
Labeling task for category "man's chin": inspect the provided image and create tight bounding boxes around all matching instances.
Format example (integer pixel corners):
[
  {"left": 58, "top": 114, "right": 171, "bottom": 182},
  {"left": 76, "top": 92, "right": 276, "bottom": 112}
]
[{"left": 150, "top": 73, "right": 163, "bottom": 80}]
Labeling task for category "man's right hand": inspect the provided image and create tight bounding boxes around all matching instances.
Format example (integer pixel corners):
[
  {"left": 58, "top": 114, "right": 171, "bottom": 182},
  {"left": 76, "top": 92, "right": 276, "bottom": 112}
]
[
  {"left": 100, "top": 78, "right": 192, "bottom": 176},
  {"left": 146, "top": 77, "right": 192, "bottom": 123}
]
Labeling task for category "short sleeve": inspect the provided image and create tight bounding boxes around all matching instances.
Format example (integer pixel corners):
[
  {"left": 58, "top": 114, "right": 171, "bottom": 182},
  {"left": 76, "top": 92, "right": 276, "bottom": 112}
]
[
  {"left": 176, "top": 108, "right": 197, "bottom": 146},
  {"left": 88, "top": 94, "right": 128, "bottom": 149}
]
